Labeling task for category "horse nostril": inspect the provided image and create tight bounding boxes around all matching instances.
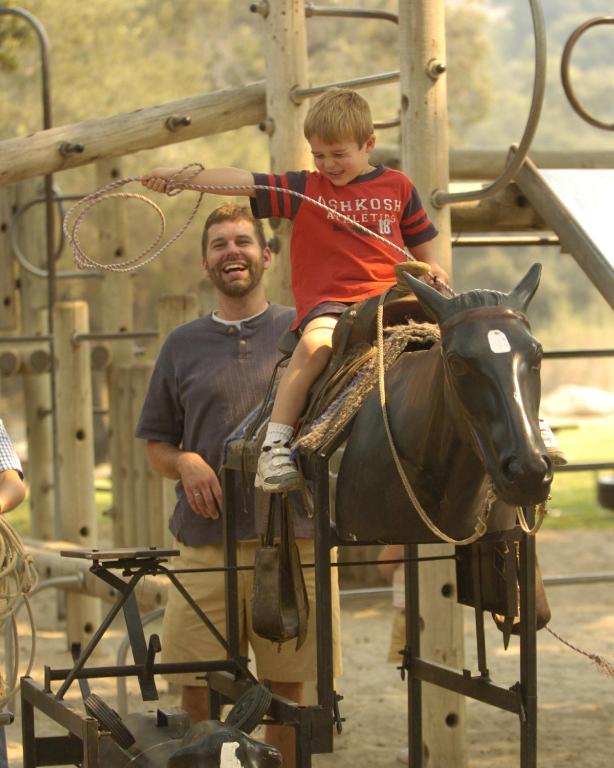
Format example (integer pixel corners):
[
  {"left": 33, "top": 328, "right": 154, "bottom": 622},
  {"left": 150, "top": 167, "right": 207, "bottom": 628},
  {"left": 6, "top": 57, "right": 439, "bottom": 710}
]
[
  {"left": 501, "top": 455, "right": 520, "bottom": 481},
  {"left": 541, "top": 453, "right": 554, "bottom": 479}
]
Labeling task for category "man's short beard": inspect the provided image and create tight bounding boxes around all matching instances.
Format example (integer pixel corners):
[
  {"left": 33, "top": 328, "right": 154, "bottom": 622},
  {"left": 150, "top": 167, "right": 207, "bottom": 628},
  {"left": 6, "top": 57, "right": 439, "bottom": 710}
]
[{"left": 208, "top": 260, "right": 265, "bottom": 297}]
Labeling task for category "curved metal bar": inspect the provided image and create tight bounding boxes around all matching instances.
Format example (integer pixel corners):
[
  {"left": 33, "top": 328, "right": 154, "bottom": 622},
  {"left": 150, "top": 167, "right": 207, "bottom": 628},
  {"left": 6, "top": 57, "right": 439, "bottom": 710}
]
[
  {"left": 0, "top": 7, "right": 51, "bottom": 127},
  {"left": 0, "top": 6, "right": 63, "bottom": 533},
  {"left": 291, "top": 70, "right": 400, "bottom": 103},
  {"left": 10, "top": 195, "right": 104, "bottom": 279},
  {"left": 561, "top": 16, "right": 614, "bottom": 131},
  {"left": 304, "top": 2, "right": 398, "bottom": 24},
  {"left": 432, "top": 0, "right": 547, "bottom": 208}
]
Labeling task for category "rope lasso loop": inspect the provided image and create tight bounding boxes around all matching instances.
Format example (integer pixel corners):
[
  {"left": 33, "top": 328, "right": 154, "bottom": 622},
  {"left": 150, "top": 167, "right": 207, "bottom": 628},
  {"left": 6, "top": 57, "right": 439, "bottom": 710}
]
[
  {"left": 375, "top": 292, "right": 490, "bottom": 546},
  {"left": 63, "top": 164, "right": 206, "bottom": 273},
  {"left": 63, "top": 164, "right": 455, "bottom": 296}
]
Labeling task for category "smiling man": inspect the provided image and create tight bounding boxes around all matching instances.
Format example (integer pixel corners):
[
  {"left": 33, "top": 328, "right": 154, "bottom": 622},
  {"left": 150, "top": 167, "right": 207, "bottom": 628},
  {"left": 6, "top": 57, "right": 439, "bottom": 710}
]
[{"left": 135, "top": 203, "right": 342, "bottom": 768}]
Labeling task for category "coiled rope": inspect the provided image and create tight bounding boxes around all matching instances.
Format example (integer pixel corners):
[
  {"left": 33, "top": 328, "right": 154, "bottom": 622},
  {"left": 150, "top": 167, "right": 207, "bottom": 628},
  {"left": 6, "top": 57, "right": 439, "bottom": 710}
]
[{"left": 0, "top": 514, "right": 38, "bottom": 706}]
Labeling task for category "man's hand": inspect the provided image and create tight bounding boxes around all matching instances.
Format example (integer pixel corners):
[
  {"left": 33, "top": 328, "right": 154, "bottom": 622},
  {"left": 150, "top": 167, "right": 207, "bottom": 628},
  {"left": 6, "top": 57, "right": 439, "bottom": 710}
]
[{"left": 176, "top": 452, "right": 223, "bottom": 519}]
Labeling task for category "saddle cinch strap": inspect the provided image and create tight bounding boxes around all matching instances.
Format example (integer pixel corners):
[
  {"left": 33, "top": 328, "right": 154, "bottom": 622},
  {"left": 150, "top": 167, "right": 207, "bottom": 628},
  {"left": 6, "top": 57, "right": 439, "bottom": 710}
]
[{"left": 252, "top": 494, "right": 310, "bottom": 650}]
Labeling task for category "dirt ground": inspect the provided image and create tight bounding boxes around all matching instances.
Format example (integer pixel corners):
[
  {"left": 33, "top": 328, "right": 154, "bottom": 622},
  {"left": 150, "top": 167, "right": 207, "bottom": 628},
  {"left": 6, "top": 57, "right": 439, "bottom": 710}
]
[{"left": 4, "top": 528, "right": 614, "bottom": 767}]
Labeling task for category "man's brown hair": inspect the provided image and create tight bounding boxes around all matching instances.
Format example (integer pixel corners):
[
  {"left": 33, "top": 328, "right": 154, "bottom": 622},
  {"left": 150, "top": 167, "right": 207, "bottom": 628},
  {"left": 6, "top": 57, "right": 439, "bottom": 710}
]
[
  {"left": 201, "top": 203, "right": 267, "bottom": 257},
  {"left": 303, "top": 88, "right": 374, "bottom": 146}
]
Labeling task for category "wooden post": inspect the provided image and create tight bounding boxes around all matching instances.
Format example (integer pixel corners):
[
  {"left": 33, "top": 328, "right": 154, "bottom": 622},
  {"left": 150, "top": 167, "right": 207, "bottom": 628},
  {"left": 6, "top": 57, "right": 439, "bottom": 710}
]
[
  {"left": 259, "top": 0, "right": 311, "bottom": 306},
  {"left": 399, "top": 1, "right": 466, "bottom": 765},
  {"left": 0, "top": 186, "right": 19, "bottom": 330},
  {"left": 115, "top": 364, "right": 137, "bottom": 547},
  {"left": 156, "top": 295, "right": 198, "bottom": 547},
  {"left": 54, "top": 300, "right": 100, "bottom": 649},
  {"left": 130, "top": 361, "right": 165, "bottom": 547},
  {"left": 15, "top": 180, "right": 55, "bottom": 540},
  {"left": 92, "top": 158, "right": 135, "bottom": 547}
]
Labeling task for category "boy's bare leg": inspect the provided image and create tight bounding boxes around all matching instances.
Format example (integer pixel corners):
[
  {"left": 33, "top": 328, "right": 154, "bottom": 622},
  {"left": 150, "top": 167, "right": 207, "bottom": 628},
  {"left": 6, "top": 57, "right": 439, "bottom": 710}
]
[
  {"left": 270, "top": 317, "right": 337, "bottom": 426},
  {"left": 256, "top": 316, "right": 338, "bottom": 492}
]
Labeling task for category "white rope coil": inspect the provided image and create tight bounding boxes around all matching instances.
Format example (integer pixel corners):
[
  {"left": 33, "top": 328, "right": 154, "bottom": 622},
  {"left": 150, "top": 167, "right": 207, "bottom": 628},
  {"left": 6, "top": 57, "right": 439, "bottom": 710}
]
[{"left": 0, "top": 513, "right": 38, "bottom": 706}]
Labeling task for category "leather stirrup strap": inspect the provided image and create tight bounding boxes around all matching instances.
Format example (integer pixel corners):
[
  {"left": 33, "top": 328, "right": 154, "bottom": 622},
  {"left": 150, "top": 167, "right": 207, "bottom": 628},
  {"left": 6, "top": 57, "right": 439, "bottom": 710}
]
[{"left": 281, "top": 495, "right": 310, "bottom": 649}]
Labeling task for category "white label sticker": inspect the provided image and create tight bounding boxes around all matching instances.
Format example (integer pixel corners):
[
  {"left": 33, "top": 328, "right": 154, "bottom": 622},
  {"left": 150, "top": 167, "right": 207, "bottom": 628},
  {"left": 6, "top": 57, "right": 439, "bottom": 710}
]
[
  {"left": 220, "top": 741, "right": 242, "bottom": 767},
  {"left": 487, "top": 329, "right": 511, "bottom": 354}
]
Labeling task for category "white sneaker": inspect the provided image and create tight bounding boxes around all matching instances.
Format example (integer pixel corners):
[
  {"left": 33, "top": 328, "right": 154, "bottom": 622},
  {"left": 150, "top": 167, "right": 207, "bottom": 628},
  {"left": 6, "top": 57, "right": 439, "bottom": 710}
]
[
  {"left": 539, "top": 419, "right": 567, "bottom": 466},
  {"left": 255, "top": 442, "right": 302, "bottom": 493}
]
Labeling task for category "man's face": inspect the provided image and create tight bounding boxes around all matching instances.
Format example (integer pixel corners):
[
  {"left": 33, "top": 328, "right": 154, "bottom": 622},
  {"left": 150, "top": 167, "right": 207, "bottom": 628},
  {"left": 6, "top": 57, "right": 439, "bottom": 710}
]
[{"left": 204, "top": 219, "right": 270, "bottom": 297}]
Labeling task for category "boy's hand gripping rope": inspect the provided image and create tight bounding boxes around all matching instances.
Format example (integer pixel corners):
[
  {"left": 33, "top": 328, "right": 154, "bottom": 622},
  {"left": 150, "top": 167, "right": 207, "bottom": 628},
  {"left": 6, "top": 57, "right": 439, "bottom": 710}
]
[{"left": 63, "top": 163, "right": 455, "bottom": 297}]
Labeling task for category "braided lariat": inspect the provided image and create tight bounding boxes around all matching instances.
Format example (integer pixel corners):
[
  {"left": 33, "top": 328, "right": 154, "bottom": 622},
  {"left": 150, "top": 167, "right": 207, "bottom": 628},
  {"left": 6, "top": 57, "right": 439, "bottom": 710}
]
[
  {"left": 63, "top": 163, "right": 455, "bottom": 296},
  {"left": 546, "top": 625, "right": 614, "bottom": 678},
  {"left": 64, "top": 164, "right": 206, "bottom": 273},
  {"left": 0, "top": 513, "right": 38, "bottom": 706}
]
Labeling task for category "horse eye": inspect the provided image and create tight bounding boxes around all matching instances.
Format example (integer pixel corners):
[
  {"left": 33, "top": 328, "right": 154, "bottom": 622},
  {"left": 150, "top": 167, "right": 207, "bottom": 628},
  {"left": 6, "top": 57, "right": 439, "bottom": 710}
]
[
  {"left": 447, "top": 355, "right": 468, "bottom": 376},
  {"left": 531, "top": 345, "right": 543, "bottom": 369}
]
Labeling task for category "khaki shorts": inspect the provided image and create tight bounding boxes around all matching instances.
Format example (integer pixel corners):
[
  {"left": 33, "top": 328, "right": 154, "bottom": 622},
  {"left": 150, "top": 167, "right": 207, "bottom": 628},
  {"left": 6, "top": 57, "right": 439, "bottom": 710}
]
[
  {"left": 388, "top": 608, "right": 406, "bottom": 664},
  {"left": 161, "top": 538, "right": 342, "bottom": 686}
]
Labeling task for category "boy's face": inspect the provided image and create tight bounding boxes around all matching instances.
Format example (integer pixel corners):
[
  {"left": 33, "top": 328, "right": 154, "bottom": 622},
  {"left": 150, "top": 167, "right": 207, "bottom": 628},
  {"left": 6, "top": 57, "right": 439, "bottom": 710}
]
[{"left": 309, "top": 134, "right": 376, "bottom": 186}]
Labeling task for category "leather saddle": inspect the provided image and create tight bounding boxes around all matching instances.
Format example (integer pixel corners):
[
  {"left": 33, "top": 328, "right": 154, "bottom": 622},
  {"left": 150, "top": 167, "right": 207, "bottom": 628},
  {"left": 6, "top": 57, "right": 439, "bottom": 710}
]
[{"left": 283, "top": 263, "right": 434, "bottom": 435}]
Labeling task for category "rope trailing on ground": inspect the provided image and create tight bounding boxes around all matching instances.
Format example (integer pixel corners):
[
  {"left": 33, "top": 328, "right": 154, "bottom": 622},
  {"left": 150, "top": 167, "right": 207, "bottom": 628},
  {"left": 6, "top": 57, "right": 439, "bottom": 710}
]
[{"left": 546, "top": 625, "right": 614, "bottom": 678}]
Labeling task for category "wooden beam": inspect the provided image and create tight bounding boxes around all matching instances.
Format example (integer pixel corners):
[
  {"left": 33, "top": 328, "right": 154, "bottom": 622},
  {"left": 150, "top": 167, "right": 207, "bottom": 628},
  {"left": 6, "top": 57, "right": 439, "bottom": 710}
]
[
  {"left": 451, "top": 182, "right": 546, "bottom": 232},
  {"left": 515, "top": 159, "right": 614, "bottom": 308},
  {"left": 372, "top": 146, "right": 614, "bottom": 179},
  {"left": 0, "top": 82, "right": 267, "bottom": 187}
]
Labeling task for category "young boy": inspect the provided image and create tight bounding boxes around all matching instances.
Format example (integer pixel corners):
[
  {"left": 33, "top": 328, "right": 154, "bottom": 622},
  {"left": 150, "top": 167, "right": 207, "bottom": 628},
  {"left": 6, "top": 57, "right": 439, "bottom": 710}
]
[{"left": 141, "top": 88, "right": 447, "bottom": 492}]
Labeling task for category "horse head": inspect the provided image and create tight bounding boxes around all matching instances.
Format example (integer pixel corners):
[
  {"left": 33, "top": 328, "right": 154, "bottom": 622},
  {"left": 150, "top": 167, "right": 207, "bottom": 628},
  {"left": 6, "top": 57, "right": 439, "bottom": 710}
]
[{"left": 400, "top": 264, "right": 552, "bottom": 507}]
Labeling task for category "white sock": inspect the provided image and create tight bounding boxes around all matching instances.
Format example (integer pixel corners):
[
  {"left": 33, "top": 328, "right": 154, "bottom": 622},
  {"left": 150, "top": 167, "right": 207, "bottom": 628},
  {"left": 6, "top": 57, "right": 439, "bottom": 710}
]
[{"left": 263, "top": 422, "right": 294, "bottom": 447}]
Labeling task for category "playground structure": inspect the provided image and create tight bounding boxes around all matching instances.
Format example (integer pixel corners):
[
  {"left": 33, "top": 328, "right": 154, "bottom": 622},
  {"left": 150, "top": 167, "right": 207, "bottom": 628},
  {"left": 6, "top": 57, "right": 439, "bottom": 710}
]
[{"left": 1, "top": 2, "right": 613, "bottom": 767}]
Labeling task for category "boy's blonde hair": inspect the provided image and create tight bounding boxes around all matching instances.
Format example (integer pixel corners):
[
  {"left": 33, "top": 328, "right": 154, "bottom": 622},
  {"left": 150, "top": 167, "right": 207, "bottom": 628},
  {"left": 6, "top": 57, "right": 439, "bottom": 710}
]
[{"left": 303, "top": 88, "right": 374, "bottom": 146}]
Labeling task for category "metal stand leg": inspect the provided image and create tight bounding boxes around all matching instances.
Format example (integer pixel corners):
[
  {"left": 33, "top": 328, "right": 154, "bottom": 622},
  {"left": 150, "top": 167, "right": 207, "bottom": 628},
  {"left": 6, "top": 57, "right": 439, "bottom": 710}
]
[
  {"left": 519, "top": 528, "right": 537, "bottom": 768},
  {"left": 221, "top": 467, "right": 241, "bottom": 660},
  {"left": 405, "top": 543, "right": 423, "bottom": 768},
  {"left": 314, "top": 455, "right": 334, "bottom": 758}
]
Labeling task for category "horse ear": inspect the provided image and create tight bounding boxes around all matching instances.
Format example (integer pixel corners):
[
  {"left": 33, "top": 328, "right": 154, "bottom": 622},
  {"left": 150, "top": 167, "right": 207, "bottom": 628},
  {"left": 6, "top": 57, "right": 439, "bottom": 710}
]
[
  {"left": 400, "top": 271, "right": 451, "bottom": 323},
  {"left": 509, "top": 263, "right": 542, "bottom": 310}
]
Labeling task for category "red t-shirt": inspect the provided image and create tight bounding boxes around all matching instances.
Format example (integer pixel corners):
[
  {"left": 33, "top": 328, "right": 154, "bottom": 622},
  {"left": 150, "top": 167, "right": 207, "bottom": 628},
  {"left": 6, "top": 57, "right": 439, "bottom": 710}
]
[{"left": 251, "top": 165, "right": 437, "bottom": 328}]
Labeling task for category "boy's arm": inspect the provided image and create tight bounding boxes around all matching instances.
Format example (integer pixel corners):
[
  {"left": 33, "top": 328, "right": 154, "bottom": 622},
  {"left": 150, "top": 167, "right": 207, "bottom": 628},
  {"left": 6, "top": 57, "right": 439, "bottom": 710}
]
[
  {"left": 0, "top": 468, "right": 26, "bottom": 515},
  {"left": 409, "top": 239, "right": 449, "bottom": 287},
  {"left": 141, "top": 166, "right": 256, "bottom": 197}
]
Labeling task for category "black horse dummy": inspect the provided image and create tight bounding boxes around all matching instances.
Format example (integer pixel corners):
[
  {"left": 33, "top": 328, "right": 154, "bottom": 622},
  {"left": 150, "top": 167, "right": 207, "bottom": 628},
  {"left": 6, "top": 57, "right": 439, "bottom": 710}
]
[{"left": 335, "top": 263, "right": 552, "bottom": 544}]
